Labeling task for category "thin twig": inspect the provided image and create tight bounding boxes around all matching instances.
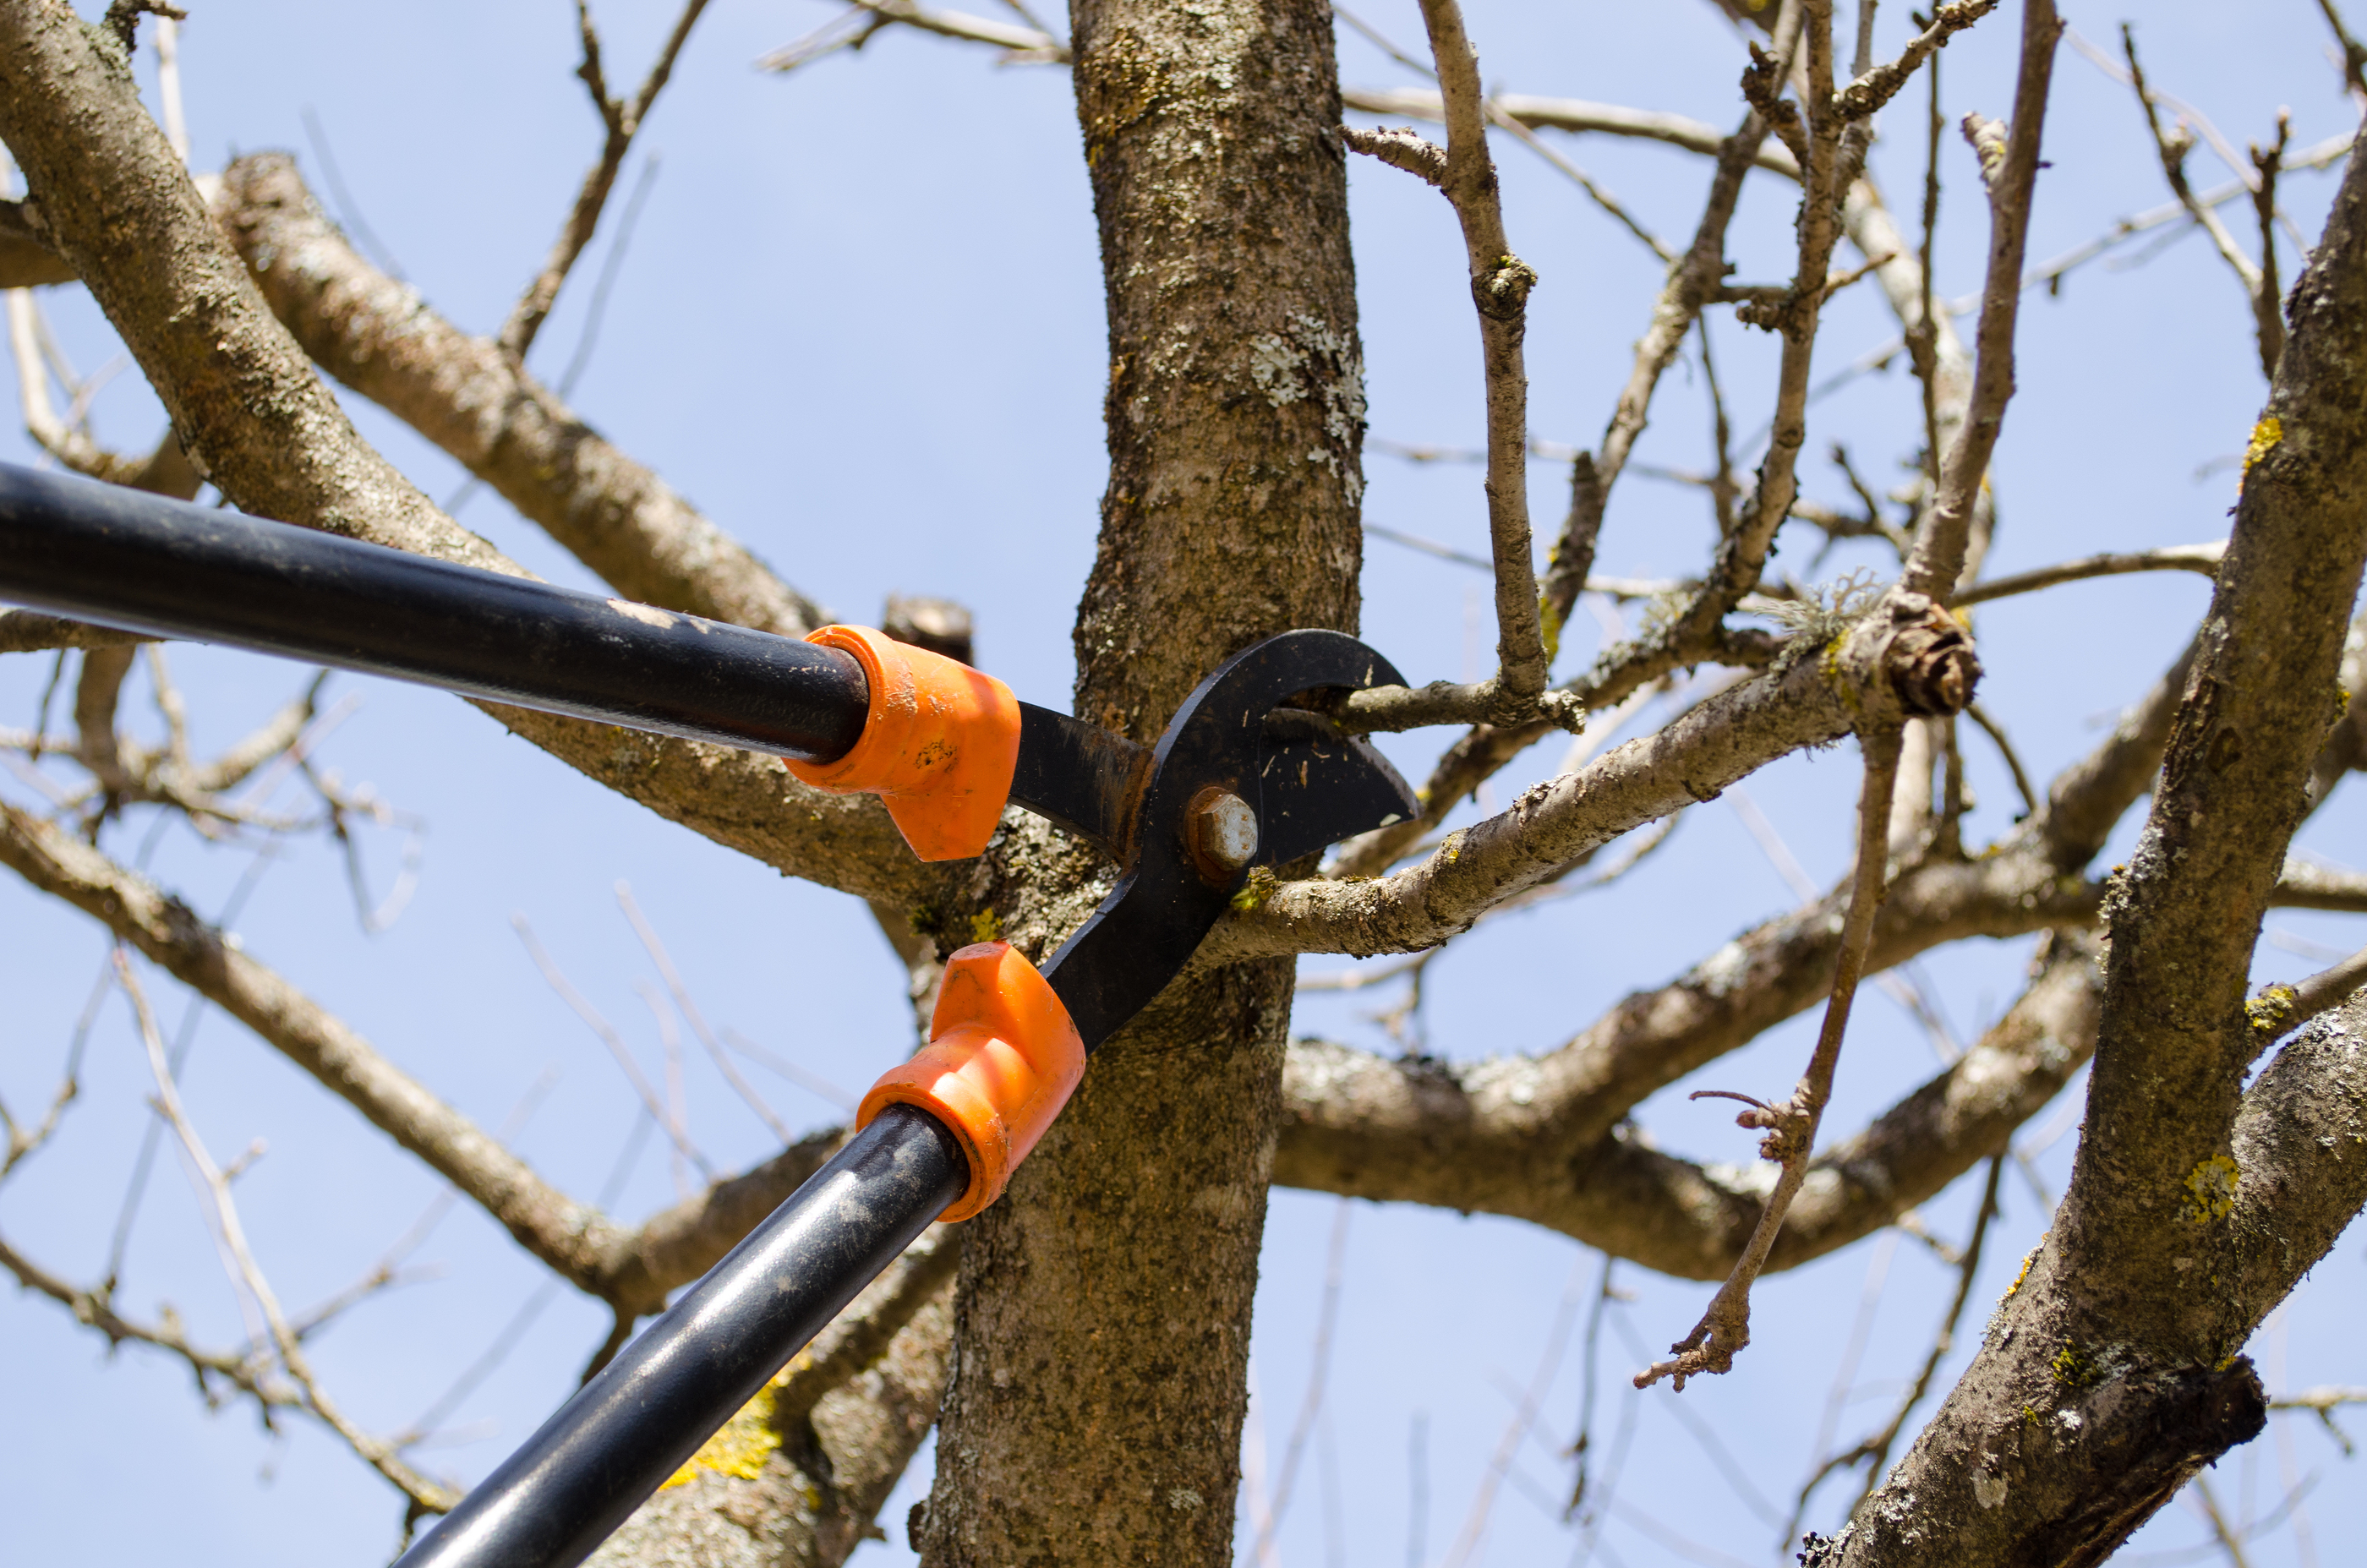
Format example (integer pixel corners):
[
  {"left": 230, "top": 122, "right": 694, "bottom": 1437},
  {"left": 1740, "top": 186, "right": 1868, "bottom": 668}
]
[
  {"left": 616, "top": 883, "right": 796, "bottom": 1144},
  {"left": 2188, "top": 1475, "right": 2255, "bottom": 1568},
  {"left": 1413, "top": 0, "right": 1550, "bottom": 716},
  {"left": 1797, "top": 1156, "right": 2004, "bottom": 1531},
  {"left": 1441, "top": 1251, "right": 1591, "bottom": 1566},
  {"left": 2114, "top": 23, "right": 2277, "bottom": 384},
  {"left": 116, "top": 952, "right": 456, "bottom": 1511},
  {"left": 1947, "top": 541, "right": 2225, "bottom": 607},
  {"left": 2319, "top": 0, "right": 2367, "bottom": 99},
  {"left": 1964, "top": 702, "right": 2039, "bottom": 817},
  {"left": 1902, "top": 0, "right": 2063, "bottom": 598},
  {"left": 1252, "top": 1199, "right": 1353, "bottom": 1559},
  {"left": 2250, "top": 113, "right": 2292, "bottom": 380},
  {"left": 1637, "top": 720, "right": 1905, "bottom": 1390},
  {"left": 513, "top": 915, "right": 714, "bottom": 1179},
  {"left": 499, "top": 0, "right": 713, "bottom": 358},
  {"left": 1831, "top": 0, "right": 1996, "bottom": 120}
]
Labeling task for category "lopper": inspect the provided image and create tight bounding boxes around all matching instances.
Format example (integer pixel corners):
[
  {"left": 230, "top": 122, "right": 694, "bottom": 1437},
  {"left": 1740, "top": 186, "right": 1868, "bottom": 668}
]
[{"left": 0, "top": 462, "right": 1418, "bottom": 1567}]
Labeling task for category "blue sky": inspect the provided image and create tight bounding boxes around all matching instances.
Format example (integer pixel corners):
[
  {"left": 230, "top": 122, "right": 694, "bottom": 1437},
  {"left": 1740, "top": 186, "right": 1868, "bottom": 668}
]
[{"left": 1, "top": 2, "right": 2361, "bottom": 1565}]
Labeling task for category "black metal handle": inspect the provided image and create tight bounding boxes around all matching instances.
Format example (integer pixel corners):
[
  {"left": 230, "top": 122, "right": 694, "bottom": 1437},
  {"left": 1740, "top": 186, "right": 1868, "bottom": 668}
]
[
  {"left": 396, "top": 1104, "right": 967, "bottom": 1568},
  {"left": 0, "top": 463, "right": 869, "bottom": 763}
]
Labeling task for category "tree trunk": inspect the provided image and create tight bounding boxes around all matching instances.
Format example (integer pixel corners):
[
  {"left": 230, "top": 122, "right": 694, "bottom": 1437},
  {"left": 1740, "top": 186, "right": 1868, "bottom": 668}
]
[{"left": 915, "top": 0, "right": 1364, "bottom": 1560}]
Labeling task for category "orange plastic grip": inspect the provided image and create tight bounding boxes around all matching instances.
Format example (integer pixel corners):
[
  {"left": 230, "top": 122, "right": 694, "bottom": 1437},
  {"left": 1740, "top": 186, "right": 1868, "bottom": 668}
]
[
  {"left": 782, "top": 625, "right": 1020, "bottom": 862},
  {"left": 856, "top": 942, "right": 1086, "bottom": 1222}
]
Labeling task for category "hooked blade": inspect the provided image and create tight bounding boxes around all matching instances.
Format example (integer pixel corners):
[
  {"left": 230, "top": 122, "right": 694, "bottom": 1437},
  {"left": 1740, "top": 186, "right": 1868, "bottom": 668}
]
[{"left": 1250, "top": 711, "right": 1417, "bottom": 868}]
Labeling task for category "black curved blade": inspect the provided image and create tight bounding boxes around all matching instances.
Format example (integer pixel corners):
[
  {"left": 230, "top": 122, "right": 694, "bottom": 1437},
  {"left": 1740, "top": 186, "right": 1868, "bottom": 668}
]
[
  {"left": 1036, "top": 630, "right": 1409, "bottom": 1050},
  {"left": 1250, "top": 719, "right": 1418, "bottom": 869}
]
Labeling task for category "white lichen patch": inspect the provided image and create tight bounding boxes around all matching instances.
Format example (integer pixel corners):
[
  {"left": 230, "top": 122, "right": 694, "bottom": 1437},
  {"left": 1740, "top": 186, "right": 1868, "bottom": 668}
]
[
  {"left": 1244, "top": 313, "right": 1369, "bottom": 504},
  {"left": 1971, "top": 1470, "right": 2009, "bottom": 1510}
]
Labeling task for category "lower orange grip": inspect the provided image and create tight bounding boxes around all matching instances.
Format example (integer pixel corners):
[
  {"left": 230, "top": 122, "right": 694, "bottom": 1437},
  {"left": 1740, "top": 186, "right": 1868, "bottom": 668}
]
[{"left": 856, "top": 942, "right": 1085, "bottom": 1222}]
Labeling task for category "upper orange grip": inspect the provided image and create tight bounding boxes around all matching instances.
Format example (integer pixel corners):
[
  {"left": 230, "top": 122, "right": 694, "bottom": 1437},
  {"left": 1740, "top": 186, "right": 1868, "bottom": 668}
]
[
  {"left": 856, "top": 942, "right": 1085, "bottom": 1222},
  {"left": 784, "top": 626, "right": 1020, "bottom": 861}
]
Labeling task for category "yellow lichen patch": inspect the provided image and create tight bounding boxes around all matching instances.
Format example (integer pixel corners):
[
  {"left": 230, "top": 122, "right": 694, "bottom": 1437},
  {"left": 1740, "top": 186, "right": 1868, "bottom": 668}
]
[
  {"left": 1539, "top": 593, "right": 1564, "bottom": 661},
  {"left": 2246, "top": 986, "right": 2298, "bottom": 1036},
  {"left": 661, "top": 1377, "right": 790, "bottom": 1489},
  {"left": 2050, "top": 1342, "right": 2096, "bottom": 1389},
  {"left": 1228, "top": 864, "right": 1277, "bottom": 914},
  {"left": 2241, "top": 416, "right": 2282, "bottom": 485},
  {"left": 969, "top": 908, "right": 1003, "bottom": 945},
  {"left": 2181, "top": 1155, "right": 2240, "bottom": 1223},
  {"left": 1442, "top": 831, "right": 1464, "bottom": 865},
  {"left": 2004, "top": 1245, "right": 2038, "bottom": 1300}
]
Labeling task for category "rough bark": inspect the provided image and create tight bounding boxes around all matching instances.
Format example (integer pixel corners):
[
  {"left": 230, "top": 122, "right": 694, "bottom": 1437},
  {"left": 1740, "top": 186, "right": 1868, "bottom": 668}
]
[
  {"left": 1812, "top": 132, "right": 2367, "bottom": 1568},
  {"left": 913, "top": 0, "right": 1364, "bottom": 1562}
]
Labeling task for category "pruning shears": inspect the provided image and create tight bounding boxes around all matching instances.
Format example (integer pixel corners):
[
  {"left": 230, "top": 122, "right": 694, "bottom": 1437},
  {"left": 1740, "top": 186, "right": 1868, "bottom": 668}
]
[{"left": 0, "top": 463, "right": 1418, "bottom": 1568}]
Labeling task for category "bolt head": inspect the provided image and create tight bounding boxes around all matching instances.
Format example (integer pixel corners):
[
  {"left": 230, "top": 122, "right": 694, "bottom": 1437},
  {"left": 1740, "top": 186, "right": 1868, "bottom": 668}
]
[{"left": 1192, "top": 790, "right": 1259, "bottom": 878}]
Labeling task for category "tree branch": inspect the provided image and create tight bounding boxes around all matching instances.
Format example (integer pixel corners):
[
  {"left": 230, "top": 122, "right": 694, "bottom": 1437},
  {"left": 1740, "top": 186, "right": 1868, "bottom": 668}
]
[
  {"left": 1411, "top": 0, "right": 1549, "bottom": 714},
  {"left": 1901, "top": 0, "right": 2063, "bottom": 598},
  {"left": 1831, "top": 0, "right": 1997, "bottom": 120},
  {"left": 500, "top": 0, "right": 712, "bottom": 360},
  {"left": 1637, "top": 718, "right": 1904, "bottom": 1390},
  {"left": 1947, "top": 542, "right": 2224, "bottom": 607},
  {"left": 1214, "top": 593, "right": 1974, "bottom": 960}
]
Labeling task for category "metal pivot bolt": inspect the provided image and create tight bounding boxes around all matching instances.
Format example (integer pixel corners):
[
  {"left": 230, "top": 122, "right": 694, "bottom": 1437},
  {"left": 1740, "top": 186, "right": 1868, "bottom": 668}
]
[{"left": 1187, "top": 787, "right": 1259, "bottom": 883}]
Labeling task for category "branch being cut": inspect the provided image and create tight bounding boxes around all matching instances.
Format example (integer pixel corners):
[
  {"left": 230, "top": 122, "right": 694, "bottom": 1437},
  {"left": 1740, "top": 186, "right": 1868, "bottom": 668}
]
[
  {"left": 1342, "top": 123, "right": 1446, "bottom": 186},
  {"left": 500, "top": 0, "right": 712, "bottom": 360},
  {"left": 1216, "top": 592, "right": 1975, "bottom": 961}
]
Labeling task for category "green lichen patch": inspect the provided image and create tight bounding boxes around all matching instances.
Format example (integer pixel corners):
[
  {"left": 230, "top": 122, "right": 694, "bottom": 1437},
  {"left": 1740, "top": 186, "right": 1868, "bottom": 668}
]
[
  {"left": 2050, "top": 1341, "right": 2098, "bottom": 1390},
  {"left": 1228, "top": 864, "right": 1277, "bottom": 914}
]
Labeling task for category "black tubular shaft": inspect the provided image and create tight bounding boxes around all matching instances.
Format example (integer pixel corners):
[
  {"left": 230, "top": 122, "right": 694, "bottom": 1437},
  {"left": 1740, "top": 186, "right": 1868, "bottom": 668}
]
[
  {"left": 396, "top": 1106, "right": 967, "bottom": 1568},
  {"left": 0, "top": 464, "right": 868, "bottom": 762}
]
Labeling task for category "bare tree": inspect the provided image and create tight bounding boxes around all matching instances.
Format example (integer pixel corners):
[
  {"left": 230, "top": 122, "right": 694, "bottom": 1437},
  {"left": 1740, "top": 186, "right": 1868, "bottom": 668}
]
[{"left": 2, "top": 1, "right": 2365, "bottom": 1565}]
